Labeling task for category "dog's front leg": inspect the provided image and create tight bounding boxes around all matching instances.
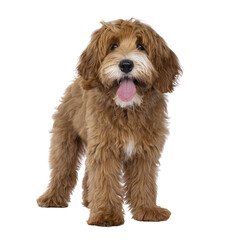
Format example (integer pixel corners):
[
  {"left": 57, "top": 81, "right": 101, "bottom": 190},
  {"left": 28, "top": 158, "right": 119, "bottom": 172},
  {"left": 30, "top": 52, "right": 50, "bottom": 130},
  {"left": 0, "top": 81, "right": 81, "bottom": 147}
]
[
  {"left": 86, "top": 147, "right": 124, "bottom": 227},
  {"left": 123, "top": 155, "right": 171, "bottom": 222}
]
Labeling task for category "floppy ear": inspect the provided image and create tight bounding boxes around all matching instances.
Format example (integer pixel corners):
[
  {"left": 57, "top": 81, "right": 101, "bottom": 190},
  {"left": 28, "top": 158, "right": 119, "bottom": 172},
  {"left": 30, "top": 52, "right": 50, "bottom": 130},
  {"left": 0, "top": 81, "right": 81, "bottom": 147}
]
[
  {"left": 77, "top": 28, "right": 104, "bottom": 90},
  {"left": 153, "top": 35, "right": 182, "bottom": 93}
]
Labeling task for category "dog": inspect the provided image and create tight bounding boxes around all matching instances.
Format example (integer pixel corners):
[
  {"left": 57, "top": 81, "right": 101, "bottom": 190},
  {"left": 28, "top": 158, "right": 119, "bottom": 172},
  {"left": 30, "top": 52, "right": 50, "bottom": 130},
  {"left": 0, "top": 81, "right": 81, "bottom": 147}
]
[{"left": 37, "top": 19, "right": 182, "bottom": 226}]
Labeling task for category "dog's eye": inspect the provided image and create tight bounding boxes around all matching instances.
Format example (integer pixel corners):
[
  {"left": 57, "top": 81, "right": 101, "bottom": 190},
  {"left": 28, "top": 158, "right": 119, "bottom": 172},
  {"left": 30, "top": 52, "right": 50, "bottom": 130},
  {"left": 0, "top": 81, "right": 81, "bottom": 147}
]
[
  {"left": 111, "top": 44, "right": 119, "bottom": 50},
  {"left": 137, "top": 44, "right": 145, "bottom": 51}
]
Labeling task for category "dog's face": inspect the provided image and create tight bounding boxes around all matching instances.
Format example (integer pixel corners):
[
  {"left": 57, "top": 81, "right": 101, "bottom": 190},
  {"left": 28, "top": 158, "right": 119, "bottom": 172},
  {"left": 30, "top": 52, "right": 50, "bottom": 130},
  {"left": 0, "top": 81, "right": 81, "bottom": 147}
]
[{"left": 77, "top": 19, "right": 181, "bottom": 108}]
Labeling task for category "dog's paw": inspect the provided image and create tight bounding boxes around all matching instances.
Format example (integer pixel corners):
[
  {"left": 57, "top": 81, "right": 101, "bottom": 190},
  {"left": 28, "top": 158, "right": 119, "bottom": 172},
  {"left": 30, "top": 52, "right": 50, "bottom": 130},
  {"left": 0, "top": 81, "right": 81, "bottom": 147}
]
[
  {"left": 133, "top": 206, "right": 171, "bottom": 222},
  {"left": 37, "top": 194, "right": 68, "bottom": 208},
  {"left": 87, "top": 211, "right": 124, "bottom": 227}
]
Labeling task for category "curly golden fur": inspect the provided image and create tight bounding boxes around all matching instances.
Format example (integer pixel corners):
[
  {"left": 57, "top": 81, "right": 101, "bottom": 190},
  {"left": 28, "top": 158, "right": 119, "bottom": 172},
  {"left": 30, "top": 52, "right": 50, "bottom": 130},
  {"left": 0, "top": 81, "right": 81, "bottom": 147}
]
[{"left": 37, "top": 19, "right": 182, "bottom": 226}]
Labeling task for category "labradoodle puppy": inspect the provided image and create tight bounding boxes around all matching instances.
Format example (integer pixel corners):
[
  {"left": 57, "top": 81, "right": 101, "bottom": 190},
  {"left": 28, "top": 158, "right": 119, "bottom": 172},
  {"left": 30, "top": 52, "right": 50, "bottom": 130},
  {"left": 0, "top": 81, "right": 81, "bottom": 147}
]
[{"left": 37, "top": 19, "right": 182, "bottom": 226}]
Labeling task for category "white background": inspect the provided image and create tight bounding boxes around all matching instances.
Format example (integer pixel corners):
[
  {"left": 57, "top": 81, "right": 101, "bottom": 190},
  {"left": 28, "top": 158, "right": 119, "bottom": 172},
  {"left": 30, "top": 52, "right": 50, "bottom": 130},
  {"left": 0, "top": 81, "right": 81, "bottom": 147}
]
[{"left": 0, "top": 0, "right": 239, "bottom": 239}]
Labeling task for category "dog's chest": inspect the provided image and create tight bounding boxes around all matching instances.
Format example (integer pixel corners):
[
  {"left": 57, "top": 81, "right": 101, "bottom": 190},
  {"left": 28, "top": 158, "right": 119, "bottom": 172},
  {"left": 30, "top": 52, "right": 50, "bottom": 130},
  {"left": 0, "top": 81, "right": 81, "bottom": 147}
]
[{"left": 123, "top": 139, "right": 135, "bottom": 160}]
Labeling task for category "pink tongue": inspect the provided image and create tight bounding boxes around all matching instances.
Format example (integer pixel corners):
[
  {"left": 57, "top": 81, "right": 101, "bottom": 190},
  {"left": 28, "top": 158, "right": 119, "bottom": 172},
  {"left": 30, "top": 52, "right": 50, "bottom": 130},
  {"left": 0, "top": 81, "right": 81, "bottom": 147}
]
[{"left": 117, "top": 79, "right": 136, "bottom": 102}]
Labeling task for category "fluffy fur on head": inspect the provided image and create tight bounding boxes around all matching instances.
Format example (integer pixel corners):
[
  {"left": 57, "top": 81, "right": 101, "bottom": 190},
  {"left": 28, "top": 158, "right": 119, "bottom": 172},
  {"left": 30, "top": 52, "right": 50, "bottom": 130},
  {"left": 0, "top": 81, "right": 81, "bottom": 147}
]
[
  {"left": 78, "top": 19, "right": 181, "bottom": 94},
  {"left": 37, "top": 19, "right": 182, "bottom": 226}
]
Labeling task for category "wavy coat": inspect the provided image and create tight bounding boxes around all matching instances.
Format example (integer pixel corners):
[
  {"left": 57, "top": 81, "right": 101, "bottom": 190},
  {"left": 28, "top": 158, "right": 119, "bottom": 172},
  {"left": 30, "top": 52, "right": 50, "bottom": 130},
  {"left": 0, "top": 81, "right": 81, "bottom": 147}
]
[{"left": 37, "top": 19, "right": 182, "bottom": 226}]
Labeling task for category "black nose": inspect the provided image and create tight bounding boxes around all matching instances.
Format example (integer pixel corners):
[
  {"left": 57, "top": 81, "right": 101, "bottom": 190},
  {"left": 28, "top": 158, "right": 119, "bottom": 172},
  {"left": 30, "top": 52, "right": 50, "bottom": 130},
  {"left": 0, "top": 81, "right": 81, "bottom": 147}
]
[{"left": 119, "top": 59, "right": 134, "bottom": 73}]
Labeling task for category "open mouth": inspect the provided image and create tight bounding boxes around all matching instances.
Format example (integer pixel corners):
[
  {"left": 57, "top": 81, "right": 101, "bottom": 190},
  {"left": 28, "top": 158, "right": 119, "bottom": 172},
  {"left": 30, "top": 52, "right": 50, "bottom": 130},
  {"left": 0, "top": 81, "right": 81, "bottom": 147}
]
[
  {"left": 119, "top": 78, "right": 139, "bottom": 85},
  {"left": 117, "top": 77, "right": 138, "bottom": 102}
]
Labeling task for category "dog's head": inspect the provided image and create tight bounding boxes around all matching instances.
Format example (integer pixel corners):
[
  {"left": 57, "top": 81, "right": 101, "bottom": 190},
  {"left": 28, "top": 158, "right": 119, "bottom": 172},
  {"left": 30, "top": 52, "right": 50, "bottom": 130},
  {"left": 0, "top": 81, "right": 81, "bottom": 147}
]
[{"left": 77, "top": 19, "right": 182, "bottom": 107}]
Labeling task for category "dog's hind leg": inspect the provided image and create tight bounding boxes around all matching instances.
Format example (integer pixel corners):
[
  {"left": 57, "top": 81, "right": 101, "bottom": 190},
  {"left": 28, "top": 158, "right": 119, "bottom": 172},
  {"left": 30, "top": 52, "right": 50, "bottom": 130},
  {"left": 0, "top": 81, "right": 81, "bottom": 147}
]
[{"left": 37, "top": 112, "right": 84, "bottom": 208}]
